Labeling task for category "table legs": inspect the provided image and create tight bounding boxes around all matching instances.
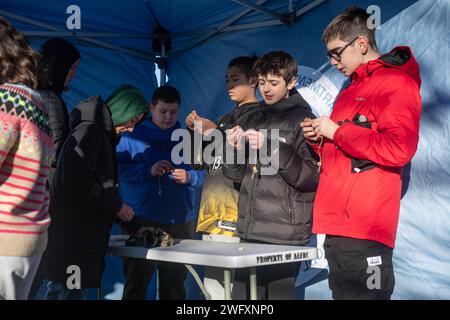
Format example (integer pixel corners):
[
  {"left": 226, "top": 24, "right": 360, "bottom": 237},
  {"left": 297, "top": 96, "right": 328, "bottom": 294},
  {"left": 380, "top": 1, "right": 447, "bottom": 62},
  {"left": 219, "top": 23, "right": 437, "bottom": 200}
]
[
  {"left": 185, "top": 264, "right": 212, "bottom": 300},
  {"left": 249, "top": 267, "right": 257, "bottom": 300},
  {"left": 223, "top": 268, "right": 232, "bottom": 300}
]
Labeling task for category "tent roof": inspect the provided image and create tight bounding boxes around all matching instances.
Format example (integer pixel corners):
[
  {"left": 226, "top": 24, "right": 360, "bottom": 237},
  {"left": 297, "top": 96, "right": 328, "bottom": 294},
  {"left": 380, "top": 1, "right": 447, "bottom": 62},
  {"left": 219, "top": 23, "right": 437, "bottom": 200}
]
[{"left": 1, "top": 0, "right": 328, "bottom": 62}]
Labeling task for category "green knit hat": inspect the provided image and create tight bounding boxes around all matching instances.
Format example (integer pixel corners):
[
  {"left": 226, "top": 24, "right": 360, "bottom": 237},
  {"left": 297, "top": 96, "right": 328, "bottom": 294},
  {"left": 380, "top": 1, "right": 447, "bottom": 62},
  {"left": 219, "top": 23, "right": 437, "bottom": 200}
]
[{"left": 105, "top": 84, "right": 149, "bottom": 126}]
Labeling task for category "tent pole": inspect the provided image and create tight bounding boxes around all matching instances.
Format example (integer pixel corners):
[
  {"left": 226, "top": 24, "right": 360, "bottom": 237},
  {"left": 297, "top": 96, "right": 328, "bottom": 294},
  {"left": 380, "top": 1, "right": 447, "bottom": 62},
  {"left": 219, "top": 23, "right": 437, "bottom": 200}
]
[
  {"left": 172, "top": 19, "right": 282, "bottom": 38},
  {"left": 169, "top": 0, "right": 269, "bottom": 61},
  {"left": 169, "top": 0, "right": 326, "bottom": 60},
  {"left": 289, "top": 0, "right": 294, "bottom": 13},
  {"left": 159, "top": 44, "right": 167, "bottom": 86},
  {"left": 172, "top": 0, "right": 326, "bottom": 38},
  {"left": 225, "top": 19, "right": 283, "bottom": 31},
  {"left": 142, "top": 0, "right": 160, "bottom": 28},
  {"left": 23, "top": 31, "right": 152, "bottom": 38},
  {"left": 295, "top": 0, "right": 327, "bottom": 18},
  {"left": 231, "top": 0, "right": 283, "bottom": 20}
]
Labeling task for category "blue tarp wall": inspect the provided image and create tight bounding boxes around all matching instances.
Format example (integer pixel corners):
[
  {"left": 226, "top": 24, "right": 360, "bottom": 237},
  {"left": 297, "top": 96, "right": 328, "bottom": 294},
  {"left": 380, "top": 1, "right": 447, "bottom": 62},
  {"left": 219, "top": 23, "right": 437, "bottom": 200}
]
[{"left": 1, "top": 0, "right": 448, "bottom": 299}]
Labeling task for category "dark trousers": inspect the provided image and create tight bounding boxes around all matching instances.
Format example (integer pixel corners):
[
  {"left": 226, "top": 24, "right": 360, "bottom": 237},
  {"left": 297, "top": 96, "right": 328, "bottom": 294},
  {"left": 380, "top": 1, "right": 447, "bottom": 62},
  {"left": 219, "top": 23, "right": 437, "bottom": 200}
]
[
  {"left": 324, "top": 235, "right": 395, "bottom": 300},
  {"left": 231, "top": 239, "right": 301, "bottom": 300},
  {"left": 122, "top": 219, "right": 196, "bottom": 300}
]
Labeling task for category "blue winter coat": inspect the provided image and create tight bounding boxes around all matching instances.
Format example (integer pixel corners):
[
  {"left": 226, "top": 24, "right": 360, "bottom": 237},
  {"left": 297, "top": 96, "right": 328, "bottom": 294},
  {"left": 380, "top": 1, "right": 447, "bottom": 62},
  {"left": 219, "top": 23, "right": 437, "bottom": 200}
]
[{"left": 116, "top": 118, "right": 205, "bottom": 224}]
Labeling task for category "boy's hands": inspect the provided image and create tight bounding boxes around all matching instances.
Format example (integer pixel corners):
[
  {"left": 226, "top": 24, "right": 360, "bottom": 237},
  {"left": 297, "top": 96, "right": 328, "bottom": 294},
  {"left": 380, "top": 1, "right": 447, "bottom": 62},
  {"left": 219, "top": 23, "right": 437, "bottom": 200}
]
[
  {"left": 226, "top": 127, "right": 266, "bottom": 150},
  {"left": 170, "top": 169, "right": 189, "bottom": 184},
  {"left": 300, "top": 117, "right": 320, "bottom": 141},
  {"left": 185, "top": 110, "right": 217, "bottom": 134},
  {"left": 195, "top": 117, "right": 217, "bottom": 135},
  {"left": 243, "top": 129, "right": 265, "bottom": 150},
  {"left": 185, "top": 110, "right": 198, "bottom": 130},
  {"left": 311, "top": 116, "right": 339, "bottom": 140},
  {"left": 150, "top": 161, "right": 189, "bottom": 184},
  {"left": 226, "top": 126, "right": 245, "bottom": 150},
  {"left": 151, "top": 160, "right": 172, "bottom": 177},
  {"left": 300, "top": 117, "right": 338, "bottom": 141},
  {"left": 116, "top": 203, "right": 134, "bottom": 222}
]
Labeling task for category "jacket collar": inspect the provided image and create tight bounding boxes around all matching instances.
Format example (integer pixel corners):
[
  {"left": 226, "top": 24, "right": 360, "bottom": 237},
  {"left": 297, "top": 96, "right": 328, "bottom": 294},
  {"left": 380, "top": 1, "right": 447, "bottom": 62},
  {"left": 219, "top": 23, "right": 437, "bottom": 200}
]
[
  {"left": 261, "top": 90, "right": 304, "bottom": 114},
  {"left": 351, "top": 46, "right": 421, "bottom": 88}
]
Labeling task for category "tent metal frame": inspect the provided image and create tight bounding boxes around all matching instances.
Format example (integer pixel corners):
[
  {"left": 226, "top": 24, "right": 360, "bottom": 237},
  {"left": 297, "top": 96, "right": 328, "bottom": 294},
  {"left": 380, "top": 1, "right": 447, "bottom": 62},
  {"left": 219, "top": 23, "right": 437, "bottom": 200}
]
[
  {"left": 0, "top": 8, "right": 154, "bottom": 61},
  {"left": 168, "top": 0, "right": 327, "bottom": 60},
  {"left": 0, "top": 0, "right": 327, "bottom": 66},
  {"left": 168, "top": 0, "right": 271, "bottom": 60},
  {"left": 231, "top": 0, "right": 283, "bottom": 20}
]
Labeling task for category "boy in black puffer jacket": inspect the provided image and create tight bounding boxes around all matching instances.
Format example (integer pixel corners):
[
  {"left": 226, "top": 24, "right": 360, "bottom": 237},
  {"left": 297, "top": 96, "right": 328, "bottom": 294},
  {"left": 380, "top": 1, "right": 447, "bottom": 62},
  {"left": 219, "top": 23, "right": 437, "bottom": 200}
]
[
  {"left": 223, "top": 51, "right": 319, "bottom": 300},
  {"left": 185, "top": 56, "right": 260, "bottom": 299},
  {"left": 28, "top": 38, "right": 80, "bottom": 300}
]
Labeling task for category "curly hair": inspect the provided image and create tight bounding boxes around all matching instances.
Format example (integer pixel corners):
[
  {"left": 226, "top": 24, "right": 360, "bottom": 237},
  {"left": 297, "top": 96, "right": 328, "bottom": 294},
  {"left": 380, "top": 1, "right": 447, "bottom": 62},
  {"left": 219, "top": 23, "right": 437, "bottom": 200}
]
[
  {"left": 0, "top": 16, "right": 40, "bottom": 89},
  {"left": 252, "top": 50, "right": 297, "bottom": 84}
]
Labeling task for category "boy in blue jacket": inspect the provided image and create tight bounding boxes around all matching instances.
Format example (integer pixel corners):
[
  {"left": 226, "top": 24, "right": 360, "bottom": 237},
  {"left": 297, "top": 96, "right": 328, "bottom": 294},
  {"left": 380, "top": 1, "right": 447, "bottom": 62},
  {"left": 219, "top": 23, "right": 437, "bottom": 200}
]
[{"left": 116, "top": 85, "right": 205, "bottom": 300}]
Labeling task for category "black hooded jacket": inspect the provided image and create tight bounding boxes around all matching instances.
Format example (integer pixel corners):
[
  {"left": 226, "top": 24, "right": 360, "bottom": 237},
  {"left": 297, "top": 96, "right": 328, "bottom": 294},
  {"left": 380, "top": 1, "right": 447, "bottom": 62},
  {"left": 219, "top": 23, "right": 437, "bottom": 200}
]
[
  {"left": 44, "top": 96, "right": 123, "bottom": 288},
  {"left": 223, "top": 93, "right": 319, "bottom": 245},
  {"left": 39, "top": 38, "right": 80, "bottom": 170},
  {"left": 193, "top": 102, "right": 260, "bottom": 234}
]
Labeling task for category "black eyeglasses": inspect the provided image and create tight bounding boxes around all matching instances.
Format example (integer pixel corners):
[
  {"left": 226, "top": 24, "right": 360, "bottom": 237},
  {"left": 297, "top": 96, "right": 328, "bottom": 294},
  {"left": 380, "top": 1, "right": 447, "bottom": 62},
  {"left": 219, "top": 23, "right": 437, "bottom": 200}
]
[{"left": 326, "top": 37, "right": 359, "bottom": 62}]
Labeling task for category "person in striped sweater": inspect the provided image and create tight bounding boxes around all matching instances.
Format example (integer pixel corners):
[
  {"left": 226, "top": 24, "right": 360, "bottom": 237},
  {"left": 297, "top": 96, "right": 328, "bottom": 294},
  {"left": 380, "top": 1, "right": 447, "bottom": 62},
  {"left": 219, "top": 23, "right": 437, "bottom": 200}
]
[{"left": 0, "top": 16, "right": 53, "bottom": 300}]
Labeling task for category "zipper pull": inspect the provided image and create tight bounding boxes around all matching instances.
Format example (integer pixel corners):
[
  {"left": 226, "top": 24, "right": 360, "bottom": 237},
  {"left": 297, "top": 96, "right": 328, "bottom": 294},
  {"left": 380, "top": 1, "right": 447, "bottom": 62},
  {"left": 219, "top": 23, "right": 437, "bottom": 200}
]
[
  {"left": 251, "top": 165, "right": 258, "bottom": 179},
  {"left": 317, "top": 161, "right": 322, "bottom": 173}
]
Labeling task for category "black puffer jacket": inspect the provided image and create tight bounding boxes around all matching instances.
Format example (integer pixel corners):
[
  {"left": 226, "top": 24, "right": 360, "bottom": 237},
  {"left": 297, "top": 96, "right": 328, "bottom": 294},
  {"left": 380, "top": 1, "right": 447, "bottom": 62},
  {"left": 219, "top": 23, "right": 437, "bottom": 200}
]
[
  {"left": 40, "top": 91, "right": 70, "bottom": 171},
  {"left": 223, "top": 93, "right": 319, "bottom": 245},
  {"left": 44, "top": 96, "right": 122, "bottom": 288},
  {"left": 39, "top": 38, "right": 80, "bottom": 176},
  {"left": 193, "top": 102, "right": 261, "bottom": 234}
]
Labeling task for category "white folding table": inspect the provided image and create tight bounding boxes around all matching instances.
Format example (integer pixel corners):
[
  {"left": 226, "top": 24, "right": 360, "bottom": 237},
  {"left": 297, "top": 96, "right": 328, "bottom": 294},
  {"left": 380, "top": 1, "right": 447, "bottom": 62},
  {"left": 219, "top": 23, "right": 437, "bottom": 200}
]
[{"left": 108, "top": 235, "right": 317, "bottom": 300}]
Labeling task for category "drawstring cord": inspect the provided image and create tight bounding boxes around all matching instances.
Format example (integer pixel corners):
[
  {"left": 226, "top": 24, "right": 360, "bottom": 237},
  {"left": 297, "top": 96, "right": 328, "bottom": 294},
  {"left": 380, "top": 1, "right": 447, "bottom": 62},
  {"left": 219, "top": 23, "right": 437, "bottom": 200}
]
[{"left": 317, "top": 136, "right": 324, "bottom": 173}]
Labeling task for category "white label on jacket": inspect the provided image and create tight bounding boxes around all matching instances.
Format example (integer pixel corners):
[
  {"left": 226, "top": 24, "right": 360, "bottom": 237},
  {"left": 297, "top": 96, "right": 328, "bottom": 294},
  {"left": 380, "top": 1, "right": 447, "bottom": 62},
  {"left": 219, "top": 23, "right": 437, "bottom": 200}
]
[{"left": 367, "top": 256, "right": 382, "bottom": 267}]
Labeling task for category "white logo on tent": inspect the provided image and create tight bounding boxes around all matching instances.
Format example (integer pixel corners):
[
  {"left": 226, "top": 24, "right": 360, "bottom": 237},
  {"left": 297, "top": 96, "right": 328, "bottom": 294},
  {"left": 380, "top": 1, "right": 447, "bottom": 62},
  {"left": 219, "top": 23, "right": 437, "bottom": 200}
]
[{"left": 296, "top": 65, "right": 339, "bottom": 117}]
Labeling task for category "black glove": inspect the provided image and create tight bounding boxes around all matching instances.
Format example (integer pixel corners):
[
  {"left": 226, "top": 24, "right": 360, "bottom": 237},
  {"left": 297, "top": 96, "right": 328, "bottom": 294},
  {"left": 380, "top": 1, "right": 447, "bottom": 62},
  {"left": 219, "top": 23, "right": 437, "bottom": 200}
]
[{"left": 125, "top": 226, "right": 174, "bottom": 248}]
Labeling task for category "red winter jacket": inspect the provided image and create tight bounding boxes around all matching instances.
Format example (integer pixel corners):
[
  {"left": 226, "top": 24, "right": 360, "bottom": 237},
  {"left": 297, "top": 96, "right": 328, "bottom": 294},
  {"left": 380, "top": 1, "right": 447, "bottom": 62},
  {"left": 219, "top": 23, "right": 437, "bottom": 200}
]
[{"left": 311, "top": 46, "right": 422, "bottom": 248}]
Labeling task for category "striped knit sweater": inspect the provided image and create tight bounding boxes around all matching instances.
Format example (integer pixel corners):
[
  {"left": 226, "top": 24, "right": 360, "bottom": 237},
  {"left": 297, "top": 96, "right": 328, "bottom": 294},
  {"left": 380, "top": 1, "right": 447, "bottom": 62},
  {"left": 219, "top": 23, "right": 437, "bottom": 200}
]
[{"left": 0, "top": 83, "right": 53, "bottom": 257}]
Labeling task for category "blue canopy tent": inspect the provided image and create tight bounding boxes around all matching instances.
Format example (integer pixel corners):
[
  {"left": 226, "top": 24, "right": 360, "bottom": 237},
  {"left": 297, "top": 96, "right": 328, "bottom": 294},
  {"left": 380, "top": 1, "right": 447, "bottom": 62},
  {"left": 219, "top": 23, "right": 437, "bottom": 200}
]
[{"left": 1, "top": 0, "right": 448, "bottom": 299}]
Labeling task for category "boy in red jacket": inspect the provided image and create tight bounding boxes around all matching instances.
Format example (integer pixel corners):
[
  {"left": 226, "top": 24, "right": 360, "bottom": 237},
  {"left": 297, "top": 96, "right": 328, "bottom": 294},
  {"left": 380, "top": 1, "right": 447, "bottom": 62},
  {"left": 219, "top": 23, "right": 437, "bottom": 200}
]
[{"left": 300, "top": 7, "right": 421, "bottom": 300}]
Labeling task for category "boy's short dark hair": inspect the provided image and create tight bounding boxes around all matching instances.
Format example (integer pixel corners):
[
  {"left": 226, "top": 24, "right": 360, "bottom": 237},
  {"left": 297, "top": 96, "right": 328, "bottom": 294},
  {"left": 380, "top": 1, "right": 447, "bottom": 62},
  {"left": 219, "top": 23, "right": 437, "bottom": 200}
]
[
  {"left": 228, "top": 55, "right": 258, "bottom": 80},
  {"left": 152, "top": 85, "right": 181, "bottom": 106},
  {"left": 252, "top": 51, "right": 297, "bottom": 84},
  {"left": 322, "top": 6, "right": 378, "bottom": 51}
]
